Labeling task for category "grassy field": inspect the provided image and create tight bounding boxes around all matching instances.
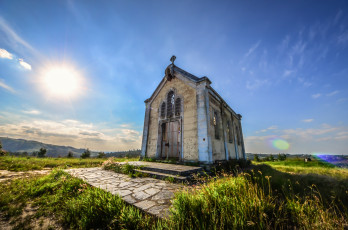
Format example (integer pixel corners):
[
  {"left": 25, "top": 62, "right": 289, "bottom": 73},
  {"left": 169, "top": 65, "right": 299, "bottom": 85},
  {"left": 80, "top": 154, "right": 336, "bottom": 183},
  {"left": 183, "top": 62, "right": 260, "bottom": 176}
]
[
  {"left": 255, "top": 157, "right": 348, "bottom": 180},
  {"left": 0, "top": 156, "right": 347, "bottom": 229},
  {"left": 0, "top": 170, "right": 154, "bottom": 229},
  {"left": 0, "top": 156, "right": 139, "bottom": 171}
]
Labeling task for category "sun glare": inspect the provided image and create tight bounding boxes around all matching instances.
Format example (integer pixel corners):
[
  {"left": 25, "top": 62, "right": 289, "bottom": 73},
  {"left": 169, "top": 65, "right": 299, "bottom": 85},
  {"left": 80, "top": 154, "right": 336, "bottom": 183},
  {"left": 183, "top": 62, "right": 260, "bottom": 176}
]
[{"left": 42, "top": 66, "right": 82, "bottom": 98}]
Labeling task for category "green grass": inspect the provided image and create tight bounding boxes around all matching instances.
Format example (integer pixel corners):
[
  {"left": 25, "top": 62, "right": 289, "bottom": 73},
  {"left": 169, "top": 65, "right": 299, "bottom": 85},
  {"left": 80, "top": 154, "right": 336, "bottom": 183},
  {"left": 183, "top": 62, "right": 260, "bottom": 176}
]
[
  {"left": 0, "top": 156, "right": 139, "bottom": 171},
  {"left": 165, "top": 170, "right": 347, "bottom": 229},
  {"left": 0, "top": 170, "right": 155, "bottom": 229},
  {"left": 255, "top": 158, "right": 348, "bottom": 180},
  {"left": 1, "top": 157, "right": 347, "bottom": 229}
]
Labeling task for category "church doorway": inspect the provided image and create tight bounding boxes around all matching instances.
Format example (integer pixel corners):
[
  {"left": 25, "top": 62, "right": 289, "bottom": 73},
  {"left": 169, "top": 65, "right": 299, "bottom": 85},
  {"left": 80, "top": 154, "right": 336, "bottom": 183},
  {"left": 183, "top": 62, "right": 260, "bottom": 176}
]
[{"left": 161, "top": 121, "right": 181, "bottom": 160}]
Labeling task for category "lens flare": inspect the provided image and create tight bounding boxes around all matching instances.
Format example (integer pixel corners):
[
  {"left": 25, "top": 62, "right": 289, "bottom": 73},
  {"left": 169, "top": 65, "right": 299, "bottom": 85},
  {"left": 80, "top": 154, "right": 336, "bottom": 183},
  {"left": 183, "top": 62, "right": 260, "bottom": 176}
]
[{"left": 271, "top": 138, "right": 289, "bottom": 150}]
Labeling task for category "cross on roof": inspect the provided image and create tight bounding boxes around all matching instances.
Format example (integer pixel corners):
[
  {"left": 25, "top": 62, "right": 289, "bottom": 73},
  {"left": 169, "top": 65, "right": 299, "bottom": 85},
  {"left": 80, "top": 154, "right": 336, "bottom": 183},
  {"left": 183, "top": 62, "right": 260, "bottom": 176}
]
[{"left": 170, "top": 55, "right": 176, "bottom": 65}]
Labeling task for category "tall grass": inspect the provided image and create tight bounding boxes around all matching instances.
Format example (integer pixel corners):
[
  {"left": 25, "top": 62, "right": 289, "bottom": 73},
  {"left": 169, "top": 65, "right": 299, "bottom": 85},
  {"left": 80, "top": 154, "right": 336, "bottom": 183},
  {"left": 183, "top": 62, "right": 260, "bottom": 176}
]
[
  {"left": 257, "top": 158, "right": 348, "bottom": 180},
  {"left": 0, "top": 170, "right": 154, "bottom": 229},
  {"left": 0, "top": 156, "right": 138, "bottom": 171},
  {"left": 166, "top": 172, "right": 347, "bottom": 229}
]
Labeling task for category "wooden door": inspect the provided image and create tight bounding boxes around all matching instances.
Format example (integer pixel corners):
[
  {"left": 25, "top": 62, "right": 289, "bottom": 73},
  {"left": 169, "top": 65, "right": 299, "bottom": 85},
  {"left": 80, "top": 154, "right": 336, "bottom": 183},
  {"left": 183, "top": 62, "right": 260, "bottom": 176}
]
[{"left": 161, "top": 121, "right": 181, "bottom": 159}]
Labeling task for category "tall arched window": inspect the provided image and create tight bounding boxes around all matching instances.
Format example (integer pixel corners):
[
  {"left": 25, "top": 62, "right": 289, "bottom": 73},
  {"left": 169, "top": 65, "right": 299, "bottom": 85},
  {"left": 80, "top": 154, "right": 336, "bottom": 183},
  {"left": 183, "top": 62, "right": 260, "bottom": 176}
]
[
  {"left": 214, "top": 110, "right": 220, "bottom": 139},
  {"left": 160, "top": 102, "right": 166, "bottom": 118},
  {"left": 167, "top": 91, "right": 174, "bottom": 117},
  {"left": 227, "top": 120, "right": 233, "bottom": 143},
  {"left": 236, "top": 126, "right": 241, "bottom": 145},
  {"left": 175, "top": 98, "right": 181, "bottom": 116}
]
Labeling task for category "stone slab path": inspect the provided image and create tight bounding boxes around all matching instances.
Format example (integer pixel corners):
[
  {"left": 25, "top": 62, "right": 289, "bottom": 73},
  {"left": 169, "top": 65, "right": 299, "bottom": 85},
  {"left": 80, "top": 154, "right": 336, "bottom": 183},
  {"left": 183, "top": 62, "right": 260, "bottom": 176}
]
[{"left": 65, "top": 168, "right": 184, "bottom": 218}]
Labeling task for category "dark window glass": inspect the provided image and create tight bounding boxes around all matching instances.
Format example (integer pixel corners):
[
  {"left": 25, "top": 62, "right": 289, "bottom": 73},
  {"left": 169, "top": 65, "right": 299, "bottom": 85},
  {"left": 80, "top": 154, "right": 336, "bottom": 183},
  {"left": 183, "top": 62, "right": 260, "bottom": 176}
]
[
  {"left": 175, "top": 98, "right": 181, "bottom": 116},
  {"left": 227, "top": 121, "right": 233, "bottom": 142},
  {"left": 167, "top": 91, "right": 174, "bottom": 117},
  {"left": 214, "top": 111, "right": 220, "bottom": 139},
  {"left": 161, "top": 102, "right": 166, "bottom": 118}
]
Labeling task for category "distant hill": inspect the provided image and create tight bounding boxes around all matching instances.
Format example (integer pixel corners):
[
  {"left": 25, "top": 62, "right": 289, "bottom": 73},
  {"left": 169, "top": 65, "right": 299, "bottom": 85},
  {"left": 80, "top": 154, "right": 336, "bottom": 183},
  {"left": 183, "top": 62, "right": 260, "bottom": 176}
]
[{"left": 0, "top": 137, "right": 95, "bottom": 157}]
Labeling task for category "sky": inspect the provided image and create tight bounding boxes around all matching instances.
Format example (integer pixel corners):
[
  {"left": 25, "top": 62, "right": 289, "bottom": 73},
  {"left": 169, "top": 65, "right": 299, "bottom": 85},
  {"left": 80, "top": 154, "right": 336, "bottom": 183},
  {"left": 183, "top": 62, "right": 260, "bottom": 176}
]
[{"left": 0, "top": 0, "right": 347, "bottom": 154}]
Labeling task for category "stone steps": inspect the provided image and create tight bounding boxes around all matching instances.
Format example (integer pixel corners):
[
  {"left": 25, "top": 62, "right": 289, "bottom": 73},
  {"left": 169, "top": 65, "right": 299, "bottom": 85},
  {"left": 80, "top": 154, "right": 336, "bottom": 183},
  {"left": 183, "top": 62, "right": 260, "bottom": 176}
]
[
  {"left": 135, "top": 169, "right": 188, "bottom": 183},
  {"left": 126, "top": 161, "right": 204, "bottom": 182}
]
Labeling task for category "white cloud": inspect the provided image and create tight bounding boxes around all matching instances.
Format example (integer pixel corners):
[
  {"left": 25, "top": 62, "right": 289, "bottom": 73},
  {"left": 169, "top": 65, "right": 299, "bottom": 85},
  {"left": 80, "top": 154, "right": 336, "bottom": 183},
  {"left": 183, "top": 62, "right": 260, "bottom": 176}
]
[
  {"left": 337, "top": 98, "right": 348, "bottom": 103},
  {"left": 22, "top": 110, "right": 41, "bottom": 115},
  {"left": 246, "top": 79, "right": 268, "bottom": 90},
  {"left": 246, "top": 125, "right": 348, "bottom": 154},
  {"left": 0, "top": 79, "right": 15, "bottom": 93},
  {"left": 0, "top": 117, "right": 142, "bottom": 151},
  {"left": 326, "top": 90, "right": 339, "bottom": 96},
  {"left": 311, "top": 93, "right": 321, "bottom": 99},
  {"left": 244, "top": 40, "right": 261, "bottom": 58},
  {"left": 283, "top": 69, "right": 293, "bottom": 78},
  {"left": 0, "top": 48, "right": 13, "bottom": 59},
  {"left": 0, "top": 16, "right": 37, "bottom": 54},
  {"left": 255, "top": 125, "right": 278, "bottom": 133},
  {"left": 18, "top": 58, "right": 32, "bottom": 70},
  {"left": 337, "top": 31, "right": 348, "bottom": 44},
  {"left": 302, "top": 119, "right": 314, "bottom": 123}
]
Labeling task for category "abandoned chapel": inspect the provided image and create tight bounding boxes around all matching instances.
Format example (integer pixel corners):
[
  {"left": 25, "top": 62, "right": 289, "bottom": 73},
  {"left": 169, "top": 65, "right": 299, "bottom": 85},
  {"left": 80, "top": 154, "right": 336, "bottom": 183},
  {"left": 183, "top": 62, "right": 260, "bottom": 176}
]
[{"left": 141, "top": 57, "right": 246, "bottom": 164}]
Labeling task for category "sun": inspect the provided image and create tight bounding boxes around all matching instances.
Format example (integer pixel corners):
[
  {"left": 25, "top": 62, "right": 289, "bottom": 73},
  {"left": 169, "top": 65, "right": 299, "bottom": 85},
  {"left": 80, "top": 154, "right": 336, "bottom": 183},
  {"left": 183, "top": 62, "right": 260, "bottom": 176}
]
[{"left": 42, "top": 66, "right": 82, "bottom": 98}]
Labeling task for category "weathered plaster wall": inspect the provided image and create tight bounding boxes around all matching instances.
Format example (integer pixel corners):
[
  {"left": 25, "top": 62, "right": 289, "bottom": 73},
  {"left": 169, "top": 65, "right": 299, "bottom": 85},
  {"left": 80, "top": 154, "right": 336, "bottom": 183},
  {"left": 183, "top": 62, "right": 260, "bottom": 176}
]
[
  {"left": 208, "top": 93, "right": 245, "bottom": 161},
  {"left": 208, "top": 95, "right": 225, "bottom": 161},
  {"left": 223, "top": 109, "right": 238, "bottom": 159},
  {"left": 146, "top": 76, "right": 198, "bottom": 161}
]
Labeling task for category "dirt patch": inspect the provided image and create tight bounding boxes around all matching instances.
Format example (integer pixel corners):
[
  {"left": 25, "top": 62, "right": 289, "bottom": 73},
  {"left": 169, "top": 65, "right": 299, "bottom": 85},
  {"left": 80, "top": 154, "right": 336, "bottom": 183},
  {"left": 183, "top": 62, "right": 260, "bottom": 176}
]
[
  {"left": 0, "top": 170, "right": 50, "bottom": 182},
  {"left": 0, "top": 203, "right": 63, "bottom": 230}
]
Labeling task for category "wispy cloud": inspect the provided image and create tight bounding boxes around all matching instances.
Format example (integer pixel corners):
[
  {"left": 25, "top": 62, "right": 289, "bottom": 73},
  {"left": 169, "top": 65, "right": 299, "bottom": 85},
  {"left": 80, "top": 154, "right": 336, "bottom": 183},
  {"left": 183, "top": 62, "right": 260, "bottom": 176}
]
[
  {"left": 302, "top": 119, "right": 314, "bottom": 123},
  {"left": 0, "top": 79, "right": 15, "bottom": 93},
  {"left": 244, "top": 40, "right": 261, "bottom": 58},
  {"left": 283, "top": 69, "right": 294, "bottom": 78},
  {"left": 337, "top": 31, "right": 348, "bottom": 44},
  {"left": 0, "top": 48, "right": 13, "bottom": 59},
  {"left": 246, "top": 124, "right": 347, "bottom": 154},
  {"left": 326, "top": 90, "right": 339, "bottom": 96},
  {"left": 0, "top": 16, "right": 37, "bottom": 54},
  {"left": 18, "top": 58, "right": 32, "bottom": 70},
  {"left": 246, "top": 79, "right": 268, "bottom": 90},
  {"left": 256, "top": 125, "right": 278, "bottom": 133},
  {"left": 311, "top": 93, "right": 321, "bottom": 99},
  {"left": 22, "top": 110, "right": 41, "bottom": 115},
  {"left": 0, "top": 117, "right": 141, "bottom": 151}
]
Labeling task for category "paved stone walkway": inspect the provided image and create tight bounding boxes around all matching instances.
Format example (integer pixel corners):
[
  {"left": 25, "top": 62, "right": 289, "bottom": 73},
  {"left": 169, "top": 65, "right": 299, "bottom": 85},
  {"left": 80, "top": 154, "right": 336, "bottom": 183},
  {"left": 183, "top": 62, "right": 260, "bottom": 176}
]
[{"left": 65, "top": 168, "right": 184, "bottom": 218}]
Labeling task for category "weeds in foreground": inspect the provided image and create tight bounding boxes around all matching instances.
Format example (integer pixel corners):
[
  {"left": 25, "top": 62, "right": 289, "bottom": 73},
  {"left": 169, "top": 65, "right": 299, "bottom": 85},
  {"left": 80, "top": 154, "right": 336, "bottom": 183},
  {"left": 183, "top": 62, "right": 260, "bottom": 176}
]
[
  {"left": 0, "top": 156, "right": 139, "bottom": 171},
  {"left": 102, "top": 158, "right": 148, "bottom": 178},
  {"left": 0, "top": 170, "right": 154, "bottom": 229},
  {"left": 165, "top": 172, "right": 347, "bottom": 230}
]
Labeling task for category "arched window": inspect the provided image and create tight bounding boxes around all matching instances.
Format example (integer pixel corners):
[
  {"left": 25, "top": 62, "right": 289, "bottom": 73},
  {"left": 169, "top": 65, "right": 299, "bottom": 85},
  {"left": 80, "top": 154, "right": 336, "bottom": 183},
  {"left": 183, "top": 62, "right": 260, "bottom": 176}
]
[
  {"left": 160, "top": 102, "right": 166, "bottom": 118},
  {"left": 227, "top": 120, "right": 233, "bottom": 143},
  {"left": 236, "top": 126, "right": 241, "bottom": 145},
  {"left": 214, "top": 110, "right": 220, "bottom": 139},
  {"left": 175, "top": 98, "right": 181, "bottom": 116},
  {"left": 167, "top": 91, "right": 174, "bottom": 117}
]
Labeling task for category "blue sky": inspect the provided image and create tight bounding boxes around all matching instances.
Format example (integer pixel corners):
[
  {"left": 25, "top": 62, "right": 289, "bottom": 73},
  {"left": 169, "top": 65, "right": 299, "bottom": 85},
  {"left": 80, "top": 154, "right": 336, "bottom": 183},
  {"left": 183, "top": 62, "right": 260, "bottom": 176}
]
[{"left": 0, "top": 0, "right": 347, "bottom": 154}]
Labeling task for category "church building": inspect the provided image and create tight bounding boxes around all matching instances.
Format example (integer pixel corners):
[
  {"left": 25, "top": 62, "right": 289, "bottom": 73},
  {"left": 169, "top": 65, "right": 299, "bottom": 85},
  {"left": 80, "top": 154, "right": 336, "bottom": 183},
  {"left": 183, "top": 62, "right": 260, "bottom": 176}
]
[{"left": 141, "top": 57, "right": 246, "bottom": 164}]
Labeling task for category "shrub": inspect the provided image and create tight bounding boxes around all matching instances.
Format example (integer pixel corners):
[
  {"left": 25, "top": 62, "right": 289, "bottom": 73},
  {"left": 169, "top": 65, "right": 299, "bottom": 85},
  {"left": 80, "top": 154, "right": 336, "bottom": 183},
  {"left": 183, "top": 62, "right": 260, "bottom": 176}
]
[
  {"left": 278, "top": 153, "right": 287, "bottom": 161},
  {"left": 254, "top": 154, "right": 260, "bottom": 162},
  {"left": 81, "top": 149, "right": 91, "bottom": 159},
  {"left": 97, "top": 152, "right": 106, "bottom": 158},
  {"left": 67, "top": 151, "right": 74, "bottom": 158},
  {"left": 37, "top": 148, "right": 47, "bottom": 158}
]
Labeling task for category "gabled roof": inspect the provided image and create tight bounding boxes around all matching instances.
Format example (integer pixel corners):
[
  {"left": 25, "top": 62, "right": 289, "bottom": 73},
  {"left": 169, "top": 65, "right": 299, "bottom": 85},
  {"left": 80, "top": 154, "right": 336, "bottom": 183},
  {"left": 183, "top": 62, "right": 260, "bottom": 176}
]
[
  {"left": 145, "top": 64, "right": 211, "bottom": 103},
  {"left": 173, "top": 65, "right": 211, "bottom": 83}
]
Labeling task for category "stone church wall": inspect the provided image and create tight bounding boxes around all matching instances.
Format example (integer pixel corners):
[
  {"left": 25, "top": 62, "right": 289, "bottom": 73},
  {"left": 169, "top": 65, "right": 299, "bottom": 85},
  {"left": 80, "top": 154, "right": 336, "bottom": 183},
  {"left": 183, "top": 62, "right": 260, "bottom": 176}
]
[
  {"left": 208, "top": 94, "right": 243, "bottom": 161},
  {"left": 208, "top": 95, "right": 226, "bottom": 161},
  {"left": 146, "top": 76, "right": 198, "bottom": 161}
]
